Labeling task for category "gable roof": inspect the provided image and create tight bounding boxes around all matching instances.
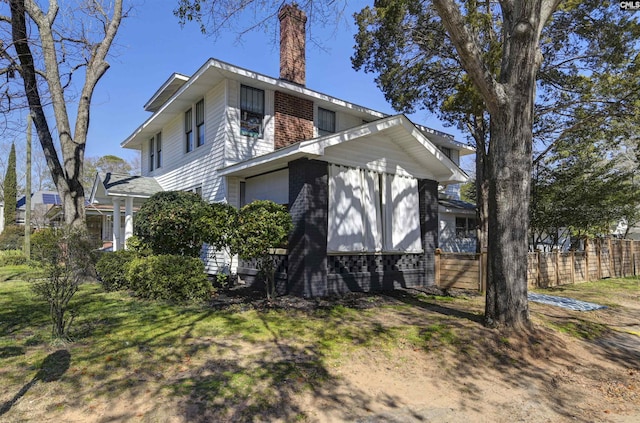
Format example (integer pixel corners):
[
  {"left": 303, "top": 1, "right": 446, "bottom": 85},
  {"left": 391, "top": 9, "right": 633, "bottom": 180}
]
[
  {"left": 218, "top": 114, "right": 468, "bottom": 184},
  {"left": 90, "top": 172, "right": 163, "bottom": 205}
]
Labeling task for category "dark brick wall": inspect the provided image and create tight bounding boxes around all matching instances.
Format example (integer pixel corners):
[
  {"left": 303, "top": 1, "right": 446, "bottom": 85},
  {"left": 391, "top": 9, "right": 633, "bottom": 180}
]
[
  {"left": 419, "top": 178, "right": 439, "bottom": 286},
  {"left": 287, "top": 158, "right": 328, "bottom": 297},
  {"left": 274, "top": 91, "right": 314, "bottom": 149}
]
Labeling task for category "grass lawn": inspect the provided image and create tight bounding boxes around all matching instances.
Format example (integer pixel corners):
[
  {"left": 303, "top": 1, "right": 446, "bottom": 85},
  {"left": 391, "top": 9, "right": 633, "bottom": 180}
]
[{"left": 1, "top": 267, "right": 639, "bottom": 422}]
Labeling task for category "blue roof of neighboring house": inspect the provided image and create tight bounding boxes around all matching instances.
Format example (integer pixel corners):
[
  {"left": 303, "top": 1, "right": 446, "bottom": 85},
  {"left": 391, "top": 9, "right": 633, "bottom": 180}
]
[{"left": 16, "top": 191, "right": 61, "bottom": 209}]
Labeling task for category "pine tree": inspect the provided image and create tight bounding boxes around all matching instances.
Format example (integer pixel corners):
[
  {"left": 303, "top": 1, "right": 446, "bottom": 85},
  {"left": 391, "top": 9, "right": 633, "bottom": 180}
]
[{"left": 3, "top": 143, "right": 17, "bottom": 228}]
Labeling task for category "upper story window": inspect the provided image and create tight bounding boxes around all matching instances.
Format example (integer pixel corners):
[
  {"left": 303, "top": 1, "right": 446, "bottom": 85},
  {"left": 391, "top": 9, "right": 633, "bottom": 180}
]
[
  {"left": 240, "top": 85, "right": 264, "bottom": 138},
  {"left": 196, "top": 99, "right": 205, "bottom": 147},
  {"left": 149, "top": 132, "right": 162, "bottom": 171},
  {"left": 318, "top": 108, "right": 336, "bottom": 136},
  {"left": 149, "top": 137, "right": 155, "bottom": 172},
  {"left": 155, "top": 132, "right": 162, "bottom": 169},
  {"left": 185, "top": 108, "right": 194, "bottom": 152}
]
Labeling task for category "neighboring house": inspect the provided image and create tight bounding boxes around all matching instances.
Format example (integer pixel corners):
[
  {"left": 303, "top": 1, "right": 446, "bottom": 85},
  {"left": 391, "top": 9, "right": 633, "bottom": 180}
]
[
  {"left": 438, "top": 198, "right": 477, "bottom": 253},
  {"left": 105, "top": 4, "right": 472, "bottom": 296},
  {"left": 16, "top": 191, "right": 59, "bottom": 229}
]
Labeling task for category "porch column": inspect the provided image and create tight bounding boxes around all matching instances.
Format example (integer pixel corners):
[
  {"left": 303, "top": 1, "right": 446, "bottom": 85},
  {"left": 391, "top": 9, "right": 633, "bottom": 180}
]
[
  {"left": 288, "top": 158, "right": 328, "bottom": 297},
  {"left": 124, "top": 197, "right": 134, "bottom": 249},
  {"left": 418, "top": 179, "right": 439, "bottom": 286},
  {"left": 112, "top": 198, "right": 121, "bottom": 251}
]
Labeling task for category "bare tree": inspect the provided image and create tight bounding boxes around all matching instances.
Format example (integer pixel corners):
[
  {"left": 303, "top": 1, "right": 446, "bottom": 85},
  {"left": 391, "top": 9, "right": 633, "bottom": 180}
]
[{"left": 1, "top": 0, "right": 125, "bottom": 227}]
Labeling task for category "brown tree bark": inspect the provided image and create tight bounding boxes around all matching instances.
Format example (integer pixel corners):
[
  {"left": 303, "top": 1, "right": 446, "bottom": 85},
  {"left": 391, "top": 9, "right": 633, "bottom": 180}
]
[
  {"left": 433, "top": 0, "right": 561, "bottom": 328},
  {"left": 9, "top": 0, "right": 123, "bottom": 228}
]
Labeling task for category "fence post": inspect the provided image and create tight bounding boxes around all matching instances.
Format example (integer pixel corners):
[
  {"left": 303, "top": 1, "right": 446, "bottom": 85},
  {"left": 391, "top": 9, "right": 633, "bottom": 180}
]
[
  {"left": 631, "top": 240, "right": 635, "bottom": 277},
  {"left": 584, "top": 238, "right": 591, "bottom": 282},
  {"left": 570, "top": 250, "right": 575, "bottom": 284},
  {"left": 435, "top": 249, "right": 441, "bottom": 288},
  {"left": 555, "top": 250, "right": 560, "bottom": 286},
  {"left": 536, "top": 250, "right": 541, "bottom": 288},
  {"left": 609, "top": 238, "right": 614, "bottom": 278}
]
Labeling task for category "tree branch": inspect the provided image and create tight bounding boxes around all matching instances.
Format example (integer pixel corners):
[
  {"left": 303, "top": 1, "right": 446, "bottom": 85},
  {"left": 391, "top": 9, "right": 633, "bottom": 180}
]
[{"left": 432, "top": 0, "right": 504, "bottom": 116}]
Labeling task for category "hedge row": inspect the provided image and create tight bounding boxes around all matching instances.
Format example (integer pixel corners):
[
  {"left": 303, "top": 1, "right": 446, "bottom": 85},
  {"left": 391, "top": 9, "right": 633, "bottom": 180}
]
[{"left": 95, "top": 251, "right": 212, "bottom": 303}]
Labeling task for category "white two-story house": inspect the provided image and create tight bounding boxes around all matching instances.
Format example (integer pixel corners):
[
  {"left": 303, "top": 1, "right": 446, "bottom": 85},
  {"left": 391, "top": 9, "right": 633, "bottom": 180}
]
[{"left": 92, "top": 4, "right": 472, "bottom": 296}]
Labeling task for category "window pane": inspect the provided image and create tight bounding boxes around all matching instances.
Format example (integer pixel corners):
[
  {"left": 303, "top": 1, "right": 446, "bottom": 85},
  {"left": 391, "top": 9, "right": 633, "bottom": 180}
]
[
  {"left": 240, "top": 85, "right": 264, "bottom": 138},
  {"left": 156, "top": 132, "right": 162, "bottom": 168},
  {"left": 196, "top": 99, "right": 204, "bottom": 124},
  {"left": 185, "top": 109, "right": 193, "bottom": 152},
  {"left": 149, "top": 137, "right": 154, "bottom": 172},
  {"left": 185, "top": 109, "right": 192, "bottom": 132},
  {"left": 318, "top": 108, "right": 335, "bottom": 135}
]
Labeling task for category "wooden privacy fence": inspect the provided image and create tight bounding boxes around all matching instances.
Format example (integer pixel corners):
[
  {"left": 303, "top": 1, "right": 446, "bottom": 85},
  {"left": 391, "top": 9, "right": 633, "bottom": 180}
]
[{"left": 436, "top": 239, "right": 640, "bottom": 291}]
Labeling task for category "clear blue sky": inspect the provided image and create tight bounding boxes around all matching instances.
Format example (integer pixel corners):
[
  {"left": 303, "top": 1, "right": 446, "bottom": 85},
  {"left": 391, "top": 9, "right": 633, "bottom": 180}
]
[{"left": 87, "top": 0, "right": 470, "bottom": 169}]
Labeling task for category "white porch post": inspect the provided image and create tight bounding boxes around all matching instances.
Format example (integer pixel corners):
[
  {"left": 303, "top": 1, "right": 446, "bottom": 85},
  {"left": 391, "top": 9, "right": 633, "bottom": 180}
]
[
  {"left": 112, "top": 198, "right": 121, "bottom": 251},
  {"left": 124, "top": 197, "right": 134, "bottom": 249}
]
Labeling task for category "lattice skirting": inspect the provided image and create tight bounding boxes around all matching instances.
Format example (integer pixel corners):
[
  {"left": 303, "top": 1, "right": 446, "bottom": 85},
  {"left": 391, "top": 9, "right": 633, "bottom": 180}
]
[{"left": 237, "top": 253, "right": 432, "bottom": 296}]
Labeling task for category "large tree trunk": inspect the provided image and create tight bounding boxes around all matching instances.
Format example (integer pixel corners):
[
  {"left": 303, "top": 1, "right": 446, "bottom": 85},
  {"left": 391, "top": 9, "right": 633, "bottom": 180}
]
[
  {"left": 10, "top": 0, "right": 122, "bottom": 229},
  {"left": 484, "top": 106, "right": 534, "bottom": 328}
]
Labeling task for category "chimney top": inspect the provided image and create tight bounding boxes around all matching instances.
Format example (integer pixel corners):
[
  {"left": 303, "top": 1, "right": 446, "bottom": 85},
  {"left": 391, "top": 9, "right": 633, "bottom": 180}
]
[{"left": 278, "top": 3, "right": 307, "bottom": 86}]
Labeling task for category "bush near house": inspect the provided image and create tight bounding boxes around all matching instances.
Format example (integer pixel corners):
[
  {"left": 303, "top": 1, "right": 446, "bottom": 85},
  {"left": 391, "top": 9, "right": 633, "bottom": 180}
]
[
  {"left": 95, "top": 250, "right": 137, "bottom": 292},
  {"left": 126, "top": 254, "right": 213, "bottom": 303},
  {"left": 133, "top": 191, "right": 210, "bottom": 257}
]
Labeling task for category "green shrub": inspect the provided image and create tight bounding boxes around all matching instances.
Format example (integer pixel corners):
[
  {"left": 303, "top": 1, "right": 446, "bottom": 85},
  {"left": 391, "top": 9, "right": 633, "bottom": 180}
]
[
  {"left": 237, "top": 200, "right": 292, "bottom": 300},
  {"left": 0, "top": 249, "right": 27, "bottom": 267},
  {"left": 0, "top": 225, "right": 25, "bottom": 251},
  {"left": 95, "top": 250, "right": 136, "bottom": 291},
  {"left": 134, "top": 191, "right": 210, "bottom": 257},
  {"left": 126, "top": 254, "right": 212, "bottom": 303}
]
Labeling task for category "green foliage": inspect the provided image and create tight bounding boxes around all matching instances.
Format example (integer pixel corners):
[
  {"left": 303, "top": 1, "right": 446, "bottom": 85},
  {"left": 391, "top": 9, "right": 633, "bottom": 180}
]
[
  {"left": 0, "top": 249, "right": 27, "bottom": 267},
  {"left": 126, "top": 254, "right": 212, "bottom": 303},
  {"left": 530, "top": 135, "right": 640, "bottom": 246},
  {"left": 125, "top": 235, "right": 152, "bottom": 256},
  {"left": 0, "top": 225, "right": 25, "bottom": 250},
  {"left": 460, "top": 181, "right": 477, "bottom": 204},
  {"left": 95, "top": 250, "right": 137, "bottom": 292},
  {"left": 237, "top": 201, "right": 292, "bottom": 300},
  {"left": 3, "top": 143, "right": 17, "bottom": 227},
  {"left": 29, "top": 227, "right": 97, "bottom": 340},
  {"left": 134, "top": 191, "right": 210, "bottom": 257},
  {"left": 201, "top": 202, "right": 241, "bottom": 284}
]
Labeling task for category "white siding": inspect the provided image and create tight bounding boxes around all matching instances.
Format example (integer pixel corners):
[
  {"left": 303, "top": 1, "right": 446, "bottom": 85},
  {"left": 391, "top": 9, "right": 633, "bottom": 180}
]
[
  {"left": 225, "top": 80, "right": 275, "bottom": 165},
  {"left": 152, "top": 81, "right": 228, "bottom": 203},
  {"left": 322, "top": 134, "right": 437, "bottom": 179},
  {"left": 244, "top": 169, "right": 289, "bottom": 205},
  {"left": 336, "top": 111, "right": 363, "bottom": 132}
]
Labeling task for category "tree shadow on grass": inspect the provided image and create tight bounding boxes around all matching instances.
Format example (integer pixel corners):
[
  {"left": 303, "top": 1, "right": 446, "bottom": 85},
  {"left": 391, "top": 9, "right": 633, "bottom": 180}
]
[{"left": 0, "top": 349, "right": 71, "bottom": 416}]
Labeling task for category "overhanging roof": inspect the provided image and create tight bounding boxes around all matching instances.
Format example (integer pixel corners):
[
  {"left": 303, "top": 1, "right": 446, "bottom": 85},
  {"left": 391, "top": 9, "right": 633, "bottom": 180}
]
[
  {"left": 218, "top": 114, "right": 468, "bottom": 184},
  {"left": 90, "top": 172, "right": 164, "bottom": 206}
]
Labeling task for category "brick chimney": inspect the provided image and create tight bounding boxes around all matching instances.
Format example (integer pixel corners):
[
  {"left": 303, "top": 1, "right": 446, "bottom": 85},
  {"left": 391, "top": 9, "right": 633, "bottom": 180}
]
[{"left": 278, "top": 3, "right": 307, "bottom": 86}]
